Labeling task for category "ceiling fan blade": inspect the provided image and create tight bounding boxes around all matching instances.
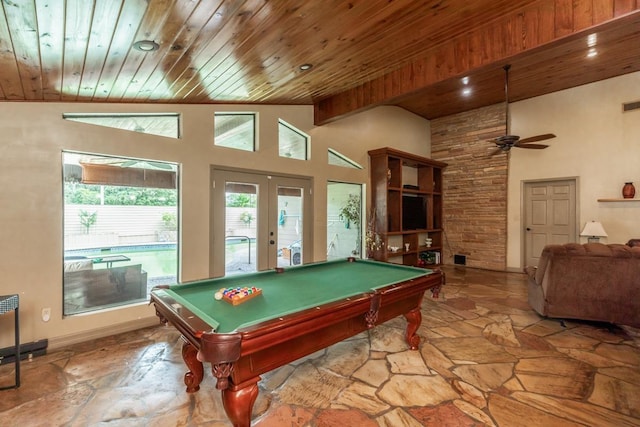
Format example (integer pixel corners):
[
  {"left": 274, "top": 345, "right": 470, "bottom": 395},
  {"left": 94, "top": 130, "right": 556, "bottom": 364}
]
[
  {"left": 517, "top": 133, "right": 556, "bottom": 144},
  {"left": 515, "top": 143, "right": 548, "bottom": 149}
]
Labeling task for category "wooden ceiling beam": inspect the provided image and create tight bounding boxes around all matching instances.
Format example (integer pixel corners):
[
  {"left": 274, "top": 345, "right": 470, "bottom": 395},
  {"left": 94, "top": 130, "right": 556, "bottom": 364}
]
[{"left": 314, "top": 1, "right": 640, "bottom": 125}]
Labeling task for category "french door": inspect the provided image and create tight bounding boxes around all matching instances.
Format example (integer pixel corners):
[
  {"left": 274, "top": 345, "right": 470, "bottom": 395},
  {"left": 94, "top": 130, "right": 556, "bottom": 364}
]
[{"left": 211, "top": 169, "right": 312, "bottom": 277}]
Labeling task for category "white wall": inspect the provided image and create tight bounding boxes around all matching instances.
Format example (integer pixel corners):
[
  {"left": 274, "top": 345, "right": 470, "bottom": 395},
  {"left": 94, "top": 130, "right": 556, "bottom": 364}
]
[
  {"left": 507, "top": 71, "right": 640, "bottom": 268},
  {"left": 0, "top": 102, "right": 429, "bottom": 349}
]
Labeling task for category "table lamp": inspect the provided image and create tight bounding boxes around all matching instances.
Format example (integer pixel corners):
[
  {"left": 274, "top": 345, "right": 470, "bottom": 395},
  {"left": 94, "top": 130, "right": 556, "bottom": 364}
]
[{"left": 580, "top": 221, "right": 607, "bottom": 243}]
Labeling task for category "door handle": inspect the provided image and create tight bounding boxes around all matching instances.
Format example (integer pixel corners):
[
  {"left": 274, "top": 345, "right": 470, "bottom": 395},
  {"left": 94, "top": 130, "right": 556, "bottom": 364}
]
[{"left": 269, "top": 240, "right": 275, "bottom": 245}]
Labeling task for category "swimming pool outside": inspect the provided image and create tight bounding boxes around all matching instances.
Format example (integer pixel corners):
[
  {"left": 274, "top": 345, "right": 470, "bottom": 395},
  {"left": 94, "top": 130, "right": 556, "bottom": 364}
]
[{"left": 65, "top": 243, "right": 177, "bottom": 280}]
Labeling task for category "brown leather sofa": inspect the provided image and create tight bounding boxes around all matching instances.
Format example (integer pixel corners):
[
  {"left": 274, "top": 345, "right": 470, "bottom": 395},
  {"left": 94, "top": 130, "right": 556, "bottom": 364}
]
[{"left": 525, "top": 242, "right": 640, "bottom": 328}]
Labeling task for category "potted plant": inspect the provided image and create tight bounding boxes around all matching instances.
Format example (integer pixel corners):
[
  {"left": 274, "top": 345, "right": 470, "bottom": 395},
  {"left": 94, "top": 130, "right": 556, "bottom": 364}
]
[
  {"left": 240, "top": 211, "right": 254, "bottom": 228},
  {"left": 158, "top": 212, "right": 177, "bottom": 242},
  {"left": 339, "top": 194, "right": 361, "bottom": 255},
  {"left": 79, "top": 210, "right": 97, "bottom": 234}
]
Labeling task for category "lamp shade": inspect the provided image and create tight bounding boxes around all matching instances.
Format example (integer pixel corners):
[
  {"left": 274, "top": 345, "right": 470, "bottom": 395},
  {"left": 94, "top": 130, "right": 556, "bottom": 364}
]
[{"left": 580, "top": 221, "right": 608, "bottom": 237}]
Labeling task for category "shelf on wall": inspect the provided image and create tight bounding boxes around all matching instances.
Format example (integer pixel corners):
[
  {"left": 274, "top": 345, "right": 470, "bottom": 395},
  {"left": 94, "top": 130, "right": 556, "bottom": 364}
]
[{"left": 597, "top": 198, "right": 640, "bottom": 202}]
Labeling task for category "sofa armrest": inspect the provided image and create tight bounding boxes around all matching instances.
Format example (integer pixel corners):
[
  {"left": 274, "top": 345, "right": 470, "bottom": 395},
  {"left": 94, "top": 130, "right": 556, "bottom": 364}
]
[
  {"left": 524, "top": 265, "right": 537, "bottom": 280},
  {"left": 627, "top": 239, "right": 640, "bottom": 247}
]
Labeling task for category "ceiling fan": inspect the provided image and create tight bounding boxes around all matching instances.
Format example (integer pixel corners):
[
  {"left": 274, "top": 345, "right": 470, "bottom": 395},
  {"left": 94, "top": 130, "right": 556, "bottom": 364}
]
[{"left": 489, "top": 64, "right": 556, "bottom": 155}]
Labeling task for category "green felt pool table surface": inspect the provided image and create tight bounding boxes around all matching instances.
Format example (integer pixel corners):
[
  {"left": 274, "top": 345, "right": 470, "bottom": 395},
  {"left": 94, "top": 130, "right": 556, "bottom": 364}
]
[{"left": 153, "top": 258, "right": 434, "bottom": 333}]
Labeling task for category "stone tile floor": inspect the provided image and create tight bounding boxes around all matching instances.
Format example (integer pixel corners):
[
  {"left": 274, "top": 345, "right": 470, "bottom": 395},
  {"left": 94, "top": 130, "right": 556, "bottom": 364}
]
[{"left": 1, "top": 266, "right": 639, "bottom": 426}]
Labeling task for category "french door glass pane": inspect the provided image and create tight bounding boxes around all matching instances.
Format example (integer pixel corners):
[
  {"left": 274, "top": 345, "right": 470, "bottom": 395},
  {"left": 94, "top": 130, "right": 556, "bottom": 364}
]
[
  {"left": 225, "top": 182, "right": 258, "bottom": 275},
  {"left": 277, "top": 186, "right": 303, "bottom": 266}
]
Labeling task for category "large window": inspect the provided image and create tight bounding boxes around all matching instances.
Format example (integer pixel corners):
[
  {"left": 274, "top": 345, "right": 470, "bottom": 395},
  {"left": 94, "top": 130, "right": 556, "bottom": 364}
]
[
  {"left": 327, "top": 182, "right": 363, "bottom": 260},
  {"left": 214, "top": 113, "right": 256, "bottom": 151},
  {"left": 62, "top": 152, "right": 179, "bottom": 315}
]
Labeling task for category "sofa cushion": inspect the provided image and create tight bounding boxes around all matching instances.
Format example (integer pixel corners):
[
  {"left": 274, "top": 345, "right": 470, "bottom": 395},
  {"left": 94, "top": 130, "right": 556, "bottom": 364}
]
[{"left": 64, "top": 259, "right": 93, "bottom": 272}]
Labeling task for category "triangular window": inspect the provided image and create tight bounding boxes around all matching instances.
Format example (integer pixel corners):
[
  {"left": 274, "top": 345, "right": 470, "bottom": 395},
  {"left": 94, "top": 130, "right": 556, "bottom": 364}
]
[
  {"left": 279, "top": 120, "right": 309, "bottom": 160},
  {"left": 63, "top": 113, "right": 180, "bottom": 139},
  {"left": 328, "top": 148, "right": 362, "bottom": 169}
]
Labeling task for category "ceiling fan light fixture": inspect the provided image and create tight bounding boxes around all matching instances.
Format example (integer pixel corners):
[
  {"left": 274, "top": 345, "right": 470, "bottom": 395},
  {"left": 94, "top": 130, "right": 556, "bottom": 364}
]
[
  {"left": 299, "top": 63, "right": 313, "bottom": 71},
  {"left": 133, "top": 40, "right": 160, "bottom": 52},
  {"left": 488, "top": 65, "right": 556, "bottom": 155}
]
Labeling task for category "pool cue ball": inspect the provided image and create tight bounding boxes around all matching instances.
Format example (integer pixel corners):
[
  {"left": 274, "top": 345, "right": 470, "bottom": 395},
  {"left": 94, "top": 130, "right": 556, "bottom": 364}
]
[{"left": 214, "top": 292, "right": 223, "bottom": 300}]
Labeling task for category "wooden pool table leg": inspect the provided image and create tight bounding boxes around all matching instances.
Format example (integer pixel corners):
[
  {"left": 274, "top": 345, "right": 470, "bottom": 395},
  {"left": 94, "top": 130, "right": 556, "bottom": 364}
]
[
  {"left": 404, "top": 307, "right": 422, "bottom": 350},
  {"left": 181, "top": 340, "right": 204, "bottom": 393},
  {"left": 221, "top": 377, "right": 260, "bottom": 427}
]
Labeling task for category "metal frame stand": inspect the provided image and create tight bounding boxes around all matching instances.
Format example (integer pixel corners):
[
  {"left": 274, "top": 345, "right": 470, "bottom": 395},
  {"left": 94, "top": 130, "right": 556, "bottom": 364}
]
[{"left": 0, "top": 294, "right": 20, "bottom": 389}]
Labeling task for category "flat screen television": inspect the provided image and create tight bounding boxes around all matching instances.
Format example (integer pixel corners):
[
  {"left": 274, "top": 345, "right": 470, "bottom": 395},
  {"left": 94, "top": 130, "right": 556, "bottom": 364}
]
[{"left": 402, "top": 195, "right": 427, "bottom": 230}]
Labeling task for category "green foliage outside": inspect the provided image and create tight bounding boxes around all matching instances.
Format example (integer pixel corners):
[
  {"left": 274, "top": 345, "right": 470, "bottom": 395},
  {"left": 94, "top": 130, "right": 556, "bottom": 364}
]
[
  {"left": 78, "top": 210, "right": 97, "bottom": 234},
  {"left": 161, "top": 212, "right": 177, "bottom": 230},
  {"left": 226, "top": 193, "right": 256, "bottom": 207},
  {"left": 338, "top": 193, "right": 361, "bottom": 228},
  {"left": 239, "top": 211, "right": 254, "bottom": 227},
  {"left": 64, "top": 183, "right": 177, "bottom": 206},
  {"left": 338, "top": 193, "right": 362, "bottom": 255}
]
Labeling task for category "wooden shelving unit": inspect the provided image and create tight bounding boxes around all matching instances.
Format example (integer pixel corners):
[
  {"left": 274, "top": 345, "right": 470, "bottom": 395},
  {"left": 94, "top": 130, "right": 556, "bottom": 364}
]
[{"left": 368, "top": 147, "right": 447, "bottom": 267}]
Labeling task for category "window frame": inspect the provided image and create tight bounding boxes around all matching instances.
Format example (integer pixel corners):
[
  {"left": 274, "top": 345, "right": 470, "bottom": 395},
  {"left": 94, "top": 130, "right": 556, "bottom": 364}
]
[
  {"left": 214, "top": 112, "right": 257, "bottom": 152},
  {"left": 62, "top": 151, "right": 180, "bottom": 316},
  {"left": 278, "top": 119, "right": 310, "bottom": 160}
]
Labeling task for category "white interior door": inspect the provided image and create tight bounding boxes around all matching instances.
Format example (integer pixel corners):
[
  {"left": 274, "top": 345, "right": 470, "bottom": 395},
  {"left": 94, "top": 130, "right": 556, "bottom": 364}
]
[{"left": 523, "top": 179, "right": 577, "bottom": 267}]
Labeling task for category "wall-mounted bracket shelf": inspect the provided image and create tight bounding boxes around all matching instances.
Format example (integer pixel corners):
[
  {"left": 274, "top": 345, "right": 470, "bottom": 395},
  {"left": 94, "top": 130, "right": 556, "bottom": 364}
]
[{"left": 597, "top": 198, "right": 640, "bottom": 202}]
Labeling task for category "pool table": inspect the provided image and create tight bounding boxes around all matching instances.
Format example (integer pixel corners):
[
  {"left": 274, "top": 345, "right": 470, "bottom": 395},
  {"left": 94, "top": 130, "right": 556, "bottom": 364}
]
[{"left": 150, "top": 258, "right": 443, "bottom": 427}]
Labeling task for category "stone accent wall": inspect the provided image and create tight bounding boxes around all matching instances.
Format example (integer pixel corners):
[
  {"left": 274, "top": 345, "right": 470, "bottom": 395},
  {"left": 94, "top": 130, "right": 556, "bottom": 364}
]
[{"left": 430, "top": 104, "right": 508, "bottom": 271}]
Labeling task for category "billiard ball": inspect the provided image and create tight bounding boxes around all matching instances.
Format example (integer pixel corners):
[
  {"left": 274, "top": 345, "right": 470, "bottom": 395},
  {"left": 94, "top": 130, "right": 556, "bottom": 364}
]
[{"left": 214, "top": 292, "right": 223, "bottom": 300}]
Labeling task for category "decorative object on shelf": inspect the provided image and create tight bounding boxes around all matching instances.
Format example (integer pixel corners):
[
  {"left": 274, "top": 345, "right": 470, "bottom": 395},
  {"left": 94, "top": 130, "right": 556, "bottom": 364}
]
[
  {"left": 389, "top": 246, "right": 400, "bottom": 252},
  {"left": 404, "top": 243, "right": 410, "bottom": 252},
  {"left": 622, "top": 182, "right": 636, "bottom": 199},
  {"left": 387, "top": 168, "right": 391, "bottom": 184},
  {"left": 420, "top": 251, "right": 440, "bottom": 265},
  {"left": 580, "top": 221, "right": 608, "bottom": 243},
  {"left": 425, "top": 237, "right": 433, "bottom": 247},
  {"left": 365, "top": 208, "right": 382, "bottom": 258}
]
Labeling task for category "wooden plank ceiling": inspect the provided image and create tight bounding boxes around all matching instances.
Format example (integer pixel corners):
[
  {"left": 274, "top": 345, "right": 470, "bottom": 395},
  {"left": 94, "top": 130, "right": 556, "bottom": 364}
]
[{"left": 0, "top": 0, "right": 638, "bottom": 125}]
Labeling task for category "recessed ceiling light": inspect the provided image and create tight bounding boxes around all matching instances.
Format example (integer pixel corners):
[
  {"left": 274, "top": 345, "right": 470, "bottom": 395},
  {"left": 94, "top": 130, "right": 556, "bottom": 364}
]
[
  {"left": 299, "top": 63, "right": 313, "bottom": 71},
  {"left": 133, "top": 40, "right": 160, "bottom": 52}
]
